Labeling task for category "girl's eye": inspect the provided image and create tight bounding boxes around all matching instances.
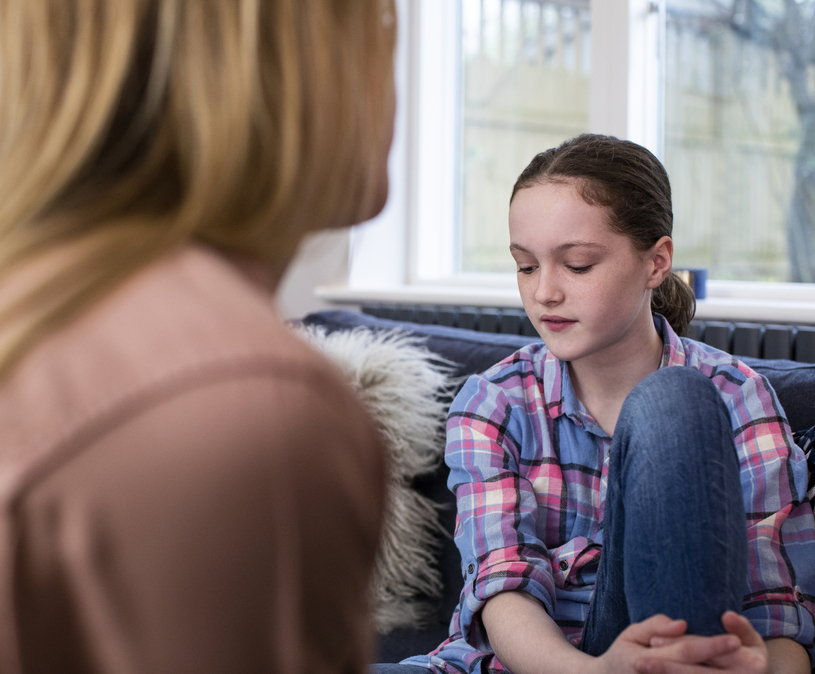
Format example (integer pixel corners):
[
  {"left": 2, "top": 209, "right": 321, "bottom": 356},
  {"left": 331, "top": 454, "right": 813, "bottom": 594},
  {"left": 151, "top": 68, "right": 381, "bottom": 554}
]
[
  {"left": 517, "top": 266, "right": 537, "bottom": 275},
  {"left": 566, "top": 265, "right": 593, "bottom": 274}
]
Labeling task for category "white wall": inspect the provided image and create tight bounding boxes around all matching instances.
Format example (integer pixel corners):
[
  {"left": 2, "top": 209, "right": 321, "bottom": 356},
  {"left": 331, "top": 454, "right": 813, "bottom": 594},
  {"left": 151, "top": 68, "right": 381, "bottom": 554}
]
[
  {"left": 275, "top": 229, "right": 353, "bottom": 319},
  {"left": 274, "top": 0, "right": 412, "bottom": 319}
]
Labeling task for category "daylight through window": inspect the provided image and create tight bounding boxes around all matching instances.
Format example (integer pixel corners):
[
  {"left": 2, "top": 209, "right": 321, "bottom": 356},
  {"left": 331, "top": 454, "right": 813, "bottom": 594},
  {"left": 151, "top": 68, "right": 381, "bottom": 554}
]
[{"left": 456, "top": 0, "right": 815, "bottom": 284}]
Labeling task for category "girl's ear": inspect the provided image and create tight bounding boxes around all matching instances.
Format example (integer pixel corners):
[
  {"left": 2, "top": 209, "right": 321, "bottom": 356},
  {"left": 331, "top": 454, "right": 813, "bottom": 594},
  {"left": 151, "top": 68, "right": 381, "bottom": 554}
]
[{"left": 646, "top": 235, "right": 674, "bottom": 289}]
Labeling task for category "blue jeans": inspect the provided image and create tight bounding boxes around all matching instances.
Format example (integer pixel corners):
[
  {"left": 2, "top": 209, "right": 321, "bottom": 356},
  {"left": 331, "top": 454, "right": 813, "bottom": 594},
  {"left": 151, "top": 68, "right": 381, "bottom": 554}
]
[
  {"left": 580, "top": 366, "right": 748, "bottom": 655},
  {"left": 372, "top": 367, "right": 748, "bottom": 670}
]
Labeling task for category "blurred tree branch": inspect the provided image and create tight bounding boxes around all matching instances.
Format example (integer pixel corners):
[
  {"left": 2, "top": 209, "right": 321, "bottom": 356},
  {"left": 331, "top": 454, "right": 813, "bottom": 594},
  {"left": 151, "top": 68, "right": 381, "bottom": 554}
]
[{"left": 702, "top": 0, "right": 815, "bottom": 280}]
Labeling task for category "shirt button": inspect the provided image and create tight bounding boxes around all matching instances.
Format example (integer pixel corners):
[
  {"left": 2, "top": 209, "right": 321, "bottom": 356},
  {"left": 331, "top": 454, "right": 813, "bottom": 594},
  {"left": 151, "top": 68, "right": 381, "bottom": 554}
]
[
  {"left": 796, "top": 591, "right": 804, "bottom": 602},
  {"left": 467, "top": 563, "right": 475, "bottom": 575},
  {"left": 559, "top": 560, "right": 568, "bottom": 571}
]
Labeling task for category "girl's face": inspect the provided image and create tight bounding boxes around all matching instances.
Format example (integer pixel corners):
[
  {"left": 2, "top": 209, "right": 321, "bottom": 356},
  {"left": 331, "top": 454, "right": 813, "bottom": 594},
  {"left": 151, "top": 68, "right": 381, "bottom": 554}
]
[{"left": 509, "top": 180, "right": 670, "bottom": 368}]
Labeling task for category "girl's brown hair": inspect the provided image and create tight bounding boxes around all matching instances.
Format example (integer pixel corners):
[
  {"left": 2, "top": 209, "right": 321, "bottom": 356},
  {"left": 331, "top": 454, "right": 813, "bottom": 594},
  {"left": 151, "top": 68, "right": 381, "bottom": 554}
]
[
  {"left": 0, "top": 0, "right": 396, "bottom": 375},
  {"left": 511, "top": 133, "right": 696, "bottom": 336}
]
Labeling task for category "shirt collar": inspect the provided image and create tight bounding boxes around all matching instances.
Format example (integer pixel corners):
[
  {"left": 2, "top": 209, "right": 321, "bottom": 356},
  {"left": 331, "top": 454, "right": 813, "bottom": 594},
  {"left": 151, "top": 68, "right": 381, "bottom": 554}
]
[
  {"left": 558, "top": 364, "right": 604, "bottom": 435},
  {"left": 655, "top": 313, "right": 687, "bottom": 369}
]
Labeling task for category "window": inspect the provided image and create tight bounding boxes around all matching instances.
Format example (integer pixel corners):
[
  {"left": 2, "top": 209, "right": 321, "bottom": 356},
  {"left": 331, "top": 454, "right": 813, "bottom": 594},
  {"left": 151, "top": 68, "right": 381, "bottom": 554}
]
[
  {"left": 405, "top": 0, "right": 663, "bottom": 285},
  {"left": 665, "top": 0, "right": 815, "bottom": 284},
  {"left": 337, "top": 0, "right": 815, "bottom": 322},
  {"left": 460, "top": 0, "right": 591, "bottom": 274}
]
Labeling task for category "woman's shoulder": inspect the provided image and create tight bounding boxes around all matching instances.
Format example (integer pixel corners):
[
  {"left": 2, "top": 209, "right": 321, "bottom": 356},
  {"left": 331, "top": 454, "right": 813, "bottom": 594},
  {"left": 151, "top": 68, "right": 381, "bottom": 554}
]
[
  {"left": 28, "top": 243, "right": 320, "bottom": 373},
  {"left": 0, "top": 245, "right": 362, "bottom": 480}
]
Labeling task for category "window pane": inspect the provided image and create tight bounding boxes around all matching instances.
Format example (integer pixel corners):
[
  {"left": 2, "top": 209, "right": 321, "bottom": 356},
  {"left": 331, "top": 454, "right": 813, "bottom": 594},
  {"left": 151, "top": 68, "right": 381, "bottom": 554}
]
[
  {"left": 665, "top": 0, "right": 815, "bottom": 282},
  {"left": 459, "top": 0, "right": 591, "bottom": 273}
]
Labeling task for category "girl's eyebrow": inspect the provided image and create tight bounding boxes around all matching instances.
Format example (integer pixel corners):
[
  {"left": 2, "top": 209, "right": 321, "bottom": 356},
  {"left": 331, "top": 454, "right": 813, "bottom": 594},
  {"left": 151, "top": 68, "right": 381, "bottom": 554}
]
[
  {"left": 509, "top": 241, "right": 607, "bottom": 254},
  {"left": 554, "top": 241, "right": 606, "bottom": 253}
]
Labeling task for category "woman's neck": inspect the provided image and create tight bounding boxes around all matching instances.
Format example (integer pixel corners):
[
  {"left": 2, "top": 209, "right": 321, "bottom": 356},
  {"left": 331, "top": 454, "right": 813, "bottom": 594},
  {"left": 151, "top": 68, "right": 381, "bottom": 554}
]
[{"left": 567, "top": 315, "right": 664, "bottom": 437}]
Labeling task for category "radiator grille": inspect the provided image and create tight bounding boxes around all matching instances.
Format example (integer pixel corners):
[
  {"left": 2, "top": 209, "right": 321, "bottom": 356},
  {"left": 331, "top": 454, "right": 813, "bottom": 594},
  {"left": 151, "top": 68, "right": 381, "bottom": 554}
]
[{"left": 361, "top": 304, "right": 815, "bottom": 363}]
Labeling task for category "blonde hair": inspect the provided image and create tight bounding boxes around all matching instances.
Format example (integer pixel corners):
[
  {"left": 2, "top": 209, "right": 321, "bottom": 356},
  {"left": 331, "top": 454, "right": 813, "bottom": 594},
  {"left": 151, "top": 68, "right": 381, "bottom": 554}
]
[{"left": 0, "top": 0, "right": 396, "bottom": 375}]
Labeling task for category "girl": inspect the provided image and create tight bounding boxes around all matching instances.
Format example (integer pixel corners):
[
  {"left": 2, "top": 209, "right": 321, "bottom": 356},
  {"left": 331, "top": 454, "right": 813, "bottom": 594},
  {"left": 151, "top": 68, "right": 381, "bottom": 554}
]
[
  {"left": 0, "top": 1, "right": 395, "bottom": 672},
  {"left": 396, "top": 135, "right": 815, "bottom": 674}
]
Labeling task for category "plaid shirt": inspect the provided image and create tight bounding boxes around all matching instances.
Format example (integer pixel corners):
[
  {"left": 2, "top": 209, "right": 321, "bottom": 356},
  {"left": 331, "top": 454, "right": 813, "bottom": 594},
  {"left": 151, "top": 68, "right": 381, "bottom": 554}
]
[{"left": 405, "top": 315, "right": 815, "bottom": 673}]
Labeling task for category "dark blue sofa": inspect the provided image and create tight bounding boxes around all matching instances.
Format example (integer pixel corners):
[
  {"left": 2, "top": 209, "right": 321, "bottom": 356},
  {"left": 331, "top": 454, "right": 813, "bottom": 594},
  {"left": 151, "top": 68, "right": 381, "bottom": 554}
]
[{"left": 302, "top": 309, "right": 815, "bottom": 665}]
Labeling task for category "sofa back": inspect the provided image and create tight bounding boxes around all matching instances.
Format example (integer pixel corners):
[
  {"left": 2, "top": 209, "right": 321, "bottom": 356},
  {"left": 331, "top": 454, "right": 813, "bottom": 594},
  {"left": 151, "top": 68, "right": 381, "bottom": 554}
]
[{"left": 305, "top": 310, "right": 815, "bottom": 432}]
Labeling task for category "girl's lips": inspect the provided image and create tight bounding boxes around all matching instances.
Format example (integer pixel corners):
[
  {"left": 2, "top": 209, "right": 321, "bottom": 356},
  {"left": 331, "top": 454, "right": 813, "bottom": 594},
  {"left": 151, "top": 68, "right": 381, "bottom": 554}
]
[{"left": 541, "top": 316, "right": 576, "bottom": 333}]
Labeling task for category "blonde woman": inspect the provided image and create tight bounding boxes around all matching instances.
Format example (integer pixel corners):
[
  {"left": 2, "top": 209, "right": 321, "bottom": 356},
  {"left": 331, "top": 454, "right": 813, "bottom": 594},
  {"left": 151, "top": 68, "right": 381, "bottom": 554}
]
[{"left": 0, "top": 1, "right": 396, "bottom": 672}]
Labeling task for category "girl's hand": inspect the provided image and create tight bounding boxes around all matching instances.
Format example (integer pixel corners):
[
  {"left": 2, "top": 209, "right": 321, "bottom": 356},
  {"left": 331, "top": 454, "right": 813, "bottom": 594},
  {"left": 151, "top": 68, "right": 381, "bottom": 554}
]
[
  {"left": 636, "top": 612, "right": 769, "bottom": 674},
  {"left": 591, "top": 614, "right": 741, "bottom": 674}
]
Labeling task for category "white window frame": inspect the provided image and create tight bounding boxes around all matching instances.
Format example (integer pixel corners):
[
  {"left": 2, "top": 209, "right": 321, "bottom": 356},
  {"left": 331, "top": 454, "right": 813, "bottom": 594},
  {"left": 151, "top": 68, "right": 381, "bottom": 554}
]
[{"left": 321, "top": 0, "right": 815, "bottom": 324}]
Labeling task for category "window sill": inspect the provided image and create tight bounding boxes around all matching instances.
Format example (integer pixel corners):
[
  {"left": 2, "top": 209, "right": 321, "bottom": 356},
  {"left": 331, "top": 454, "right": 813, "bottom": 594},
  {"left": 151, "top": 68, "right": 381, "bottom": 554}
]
[
  {"left": 315, "top": 284, "right": 523, "bottom": 309},
  {"left": 315, "top": 283, "right": 815, "bottom": 325}
]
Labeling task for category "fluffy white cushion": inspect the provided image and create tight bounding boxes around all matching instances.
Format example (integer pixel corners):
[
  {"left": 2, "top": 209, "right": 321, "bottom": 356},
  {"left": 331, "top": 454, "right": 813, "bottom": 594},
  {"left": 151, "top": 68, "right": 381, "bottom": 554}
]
[{"left": 296, "top": 325, "right": 456, "bottom": 633}]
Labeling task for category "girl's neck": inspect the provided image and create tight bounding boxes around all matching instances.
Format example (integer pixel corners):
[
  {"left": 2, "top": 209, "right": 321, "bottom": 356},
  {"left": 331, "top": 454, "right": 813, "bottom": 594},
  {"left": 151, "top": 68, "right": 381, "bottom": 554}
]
[{"left": 567, "top": 314, "right": 664, "bottom": 437}]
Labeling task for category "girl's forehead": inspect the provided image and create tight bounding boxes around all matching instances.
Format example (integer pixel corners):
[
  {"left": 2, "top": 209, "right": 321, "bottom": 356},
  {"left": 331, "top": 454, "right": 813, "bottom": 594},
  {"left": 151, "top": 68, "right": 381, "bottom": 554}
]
[
  {"left": 509, "top": 182, "right": 644, "bottom": 257},
  {"left": 510, "top": 182, "right": 613, "bottom": 236}
]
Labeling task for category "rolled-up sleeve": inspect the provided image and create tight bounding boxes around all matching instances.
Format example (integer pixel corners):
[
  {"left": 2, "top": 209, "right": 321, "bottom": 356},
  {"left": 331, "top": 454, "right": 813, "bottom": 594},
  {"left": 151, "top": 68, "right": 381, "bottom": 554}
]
[
  {"left": 725, "top": 368, "right": 815, "bottom": 664},
  {"left": 445, "top": 373, "right": 555, "bottom": 648}
]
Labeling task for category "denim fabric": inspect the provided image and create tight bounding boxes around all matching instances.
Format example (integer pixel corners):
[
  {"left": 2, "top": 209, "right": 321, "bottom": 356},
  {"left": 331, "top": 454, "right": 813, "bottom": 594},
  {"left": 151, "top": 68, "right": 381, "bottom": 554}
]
[{"left": 580, "top": 367, "right": 748, "bottom": 656}]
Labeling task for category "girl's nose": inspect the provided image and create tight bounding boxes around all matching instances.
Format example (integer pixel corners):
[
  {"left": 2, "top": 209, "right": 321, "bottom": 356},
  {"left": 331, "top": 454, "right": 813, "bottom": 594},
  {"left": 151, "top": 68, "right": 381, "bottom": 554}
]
[{"left": 534, "top": 268, "right": 564, "bottom": 305}]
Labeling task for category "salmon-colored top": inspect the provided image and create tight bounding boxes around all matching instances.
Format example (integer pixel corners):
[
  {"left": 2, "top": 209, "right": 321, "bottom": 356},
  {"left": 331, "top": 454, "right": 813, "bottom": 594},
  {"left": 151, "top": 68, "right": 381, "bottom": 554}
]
[{"left": 0, "top": 245, "right": 385, "bottom": 674}]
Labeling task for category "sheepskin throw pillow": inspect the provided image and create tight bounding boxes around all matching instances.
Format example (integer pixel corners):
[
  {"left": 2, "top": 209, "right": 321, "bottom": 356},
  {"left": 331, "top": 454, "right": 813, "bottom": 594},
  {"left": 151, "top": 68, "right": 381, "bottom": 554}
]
[{"left": 296, "top": 324, "right": 455, "bottom": 633}]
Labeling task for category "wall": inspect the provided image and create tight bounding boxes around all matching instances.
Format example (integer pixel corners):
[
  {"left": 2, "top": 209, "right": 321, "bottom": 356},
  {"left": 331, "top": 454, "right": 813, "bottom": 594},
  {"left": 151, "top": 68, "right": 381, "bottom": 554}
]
[{"left": 275, "top": 229, "right": 352, "bottom": 320}]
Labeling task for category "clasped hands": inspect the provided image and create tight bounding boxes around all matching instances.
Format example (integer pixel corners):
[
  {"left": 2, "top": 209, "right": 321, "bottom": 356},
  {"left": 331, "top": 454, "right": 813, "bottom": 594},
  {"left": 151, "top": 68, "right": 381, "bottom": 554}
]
[{"left": 595, "top": 612, "right": 769, "bottom": 674}]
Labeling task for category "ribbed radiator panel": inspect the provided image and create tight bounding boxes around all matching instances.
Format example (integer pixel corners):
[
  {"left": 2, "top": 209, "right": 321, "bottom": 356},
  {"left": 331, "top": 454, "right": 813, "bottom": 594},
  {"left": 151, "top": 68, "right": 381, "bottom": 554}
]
[{"left": 361, "top": 303, "right": 815, "bottom": 363}]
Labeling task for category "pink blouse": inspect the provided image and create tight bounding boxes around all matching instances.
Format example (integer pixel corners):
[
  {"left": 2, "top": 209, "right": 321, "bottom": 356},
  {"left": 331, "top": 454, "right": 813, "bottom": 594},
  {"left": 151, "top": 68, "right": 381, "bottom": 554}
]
[{"left": 0, "top": 245, "right": 385, "bottom": 673}]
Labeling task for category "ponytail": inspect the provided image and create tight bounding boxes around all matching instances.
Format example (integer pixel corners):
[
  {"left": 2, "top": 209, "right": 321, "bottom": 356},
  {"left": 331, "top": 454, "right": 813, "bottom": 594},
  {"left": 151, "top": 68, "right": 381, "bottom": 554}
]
[{"left": 651, "top": 272, "right": 696, "bottom": 337}]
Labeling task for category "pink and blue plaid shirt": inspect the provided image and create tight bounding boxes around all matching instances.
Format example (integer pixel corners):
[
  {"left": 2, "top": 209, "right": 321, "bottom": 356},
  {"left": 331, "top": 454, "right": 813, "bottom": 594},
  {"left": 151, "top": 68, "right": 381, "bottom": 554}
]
[{"left": 406, "top": 315, "right": 815, "bottom": 673}]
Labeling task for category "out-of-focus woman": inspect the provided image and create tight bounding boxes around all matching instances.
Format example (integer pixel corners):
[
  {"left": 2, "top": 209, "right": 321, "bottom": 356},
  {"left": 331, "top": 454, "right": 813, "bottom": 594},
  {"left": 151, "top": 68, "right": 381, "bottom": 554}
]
[{"left": 0, "top": 2, "right": 396, "bottom": 672}]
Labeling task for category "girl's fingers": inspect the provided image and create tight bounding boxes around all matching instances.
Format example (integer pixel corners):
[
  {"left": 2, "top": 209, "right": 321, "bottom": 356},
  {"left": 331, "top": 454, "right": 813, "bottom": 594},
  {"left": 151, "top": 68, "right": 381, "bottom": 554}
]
[
  {"left": 625, "top": 615, "right": 688, "bottom": 645},
  {"left": 645, "top": 633, "right": 741, "bottom": 664},
  {"left": 650, "top": 613, "right": 759, "bottom": 650},
  {"left": 720, "top": 611, "right": 763, "bottom": 648},
  {"left": 635, "top": 658, "right": 722, "bottom": 674},
  {"left": 653, "top": 618, "right": 689, "bottom": 637}
]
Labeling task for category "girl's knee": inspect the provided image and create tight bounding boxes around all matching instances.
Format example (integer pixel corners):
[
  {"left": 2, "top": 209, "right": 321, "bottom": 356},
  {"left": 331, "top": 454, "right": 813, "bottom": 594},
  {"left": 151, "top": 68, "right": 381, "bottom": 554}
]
[
  {"left": 619, "top": 367, "right": 726, "bottom": 429},
  {"left": 615, "top": 367, "right": 735, "bottom": 470}
]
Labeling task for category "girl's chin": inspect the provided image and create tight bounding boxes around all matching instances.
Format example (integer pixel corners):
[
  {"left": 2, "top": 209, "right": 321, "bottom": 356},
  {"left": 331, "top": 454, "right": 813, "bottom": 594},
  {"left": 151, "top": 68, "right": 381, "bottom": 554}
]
[{"left": 544, "top": 344, "right": 587, "bottom": 363}]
